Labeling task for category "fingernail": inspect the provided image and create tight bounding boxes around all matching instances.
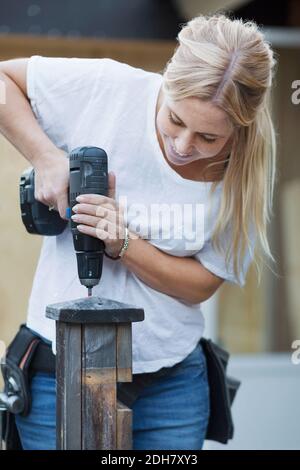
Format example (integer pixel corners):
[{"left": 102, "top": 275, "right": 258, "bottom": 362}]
[
  {"left": 71, "top": 214, "right": 79, "bottom": 221},
  {"left": 72, "top": 205, "right": 79, "bottom": 212},
  {"left": 76, "top": 195, "right": 84, "bottom": 202}
]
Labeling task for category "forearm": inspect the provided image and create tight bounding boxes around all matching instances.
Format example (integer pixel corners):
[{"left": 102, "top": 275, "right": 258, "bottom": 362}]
[
  {"left": 0, "top": 71, "right": 58, "bottom": 166},
  {"left": 121, "top": 231, "right": 213, "bottom": 304}
]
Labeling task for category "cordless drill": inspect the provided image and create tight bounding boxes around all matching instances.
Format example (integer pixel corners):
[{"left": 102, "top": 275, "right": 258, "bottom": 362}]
[{"left": 19, "top": 146, "right": 109, "bottom": 296}]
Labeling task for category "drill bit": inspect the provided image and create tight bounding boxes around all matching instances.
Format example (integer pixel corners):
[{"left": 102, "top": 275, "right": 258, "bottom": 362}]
[{"left": 87, "top": 287, "right": 92, "bottom": 297}]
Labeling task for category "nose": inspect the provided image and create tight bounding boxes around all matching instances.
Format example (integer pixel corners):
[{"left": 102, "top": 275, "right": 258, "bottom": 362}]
[{"left": 174, "top": 131, "right": 195, "bottom": 155}]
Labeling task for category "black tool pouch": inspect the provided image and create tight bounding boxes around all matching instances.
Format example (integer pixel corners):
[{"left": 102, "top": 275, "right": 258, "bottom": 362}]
[
  {"left": 0, "top": 324, "right": 42, "bottom": 449},
  {"left": 200, "top": 337, "right": 241, "bottom": 444},
  {"left": 118, "top": 338, "right": 240, "bottom": 445},
  {"left": 1, "top": 324, "right": 41, "bottom": 417}
]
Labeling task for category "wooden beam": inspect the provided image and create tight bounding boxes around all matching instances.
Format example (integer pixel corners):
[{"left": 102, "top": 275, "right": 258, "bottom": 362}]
[{"left": 0, "top": 34, "right": 176, "bottom": 72}]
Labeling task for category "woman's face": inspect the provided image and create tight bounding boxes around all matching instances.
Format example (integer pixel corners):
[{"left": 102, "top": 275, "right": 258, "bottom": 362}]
[{"left": 156, "top": 88, "right": 234, "bottom": 166}]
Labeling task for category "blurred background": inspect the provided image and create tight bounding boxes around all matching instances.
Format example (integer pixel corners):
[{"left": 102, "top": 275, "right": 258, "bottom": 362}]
[{"left": 0, "top": 0, "right": 299, "bottom": 450}]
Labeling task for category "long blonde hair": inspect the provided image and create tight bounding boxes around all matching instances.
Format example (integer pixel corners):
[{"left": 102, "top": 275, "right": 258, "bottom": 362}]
[{"left": 162, "top": 12, "right": 278, "bottom": 285}]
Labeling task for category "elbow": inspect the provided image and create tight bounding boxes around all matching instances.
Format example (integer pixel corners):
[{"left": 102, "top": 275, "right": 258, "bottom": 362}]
[
  {"left": 191, "top": 291, "right": 214, "bottom": 305},
  {"left": 180, "top": 290, "right": 213, "bottom": 306},
  {"left": 192, "top": 278, "right": 225, "bottom": 305}
]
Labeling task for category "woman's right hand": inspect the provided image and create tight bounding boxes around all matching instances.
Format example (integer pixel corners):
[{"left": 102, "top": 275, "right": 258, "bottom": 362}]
[{"left": 34, "top": 149, "right": 70, "bottom": 220}]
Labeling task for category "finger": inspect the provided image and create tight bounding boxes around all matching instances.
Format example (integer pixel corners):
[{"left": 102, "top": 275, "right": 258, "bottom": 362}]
[
  {"left": 57, "top": 191, "right": 69, "bottom": 220},
  {"left": 76, "top": 224, "right": 109, "bottom": 241},
  {"left": 95, "top": 205, "right": 121, "bottom": 225},
  {"left": 77, "top": 220, "right": 124, "bottom": 240},
  {"left": 74, "top": 215, "right": 122, "bottom": 240},
  {"left": 87, "top": 201, "right": 116, "bottom": 213},
  {"left": 73, "top": 203, "right": 118, "bottom": 222},
  {"left": 71, "top": 213, "right": 100, "bottom": 228},
  {"left": 76, "top": 194, "right": 113, "bottom": 206},
  {"left": 108, "top": 171, "right": 116, "bottom": 199},
  {"left": 72, "top": 213, "right": 117, "bottom": 230}
]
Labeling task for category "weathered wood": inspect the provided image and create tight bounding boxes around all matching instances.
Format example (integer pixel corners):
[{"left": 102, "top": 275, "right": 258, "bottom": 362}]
[
  {"left": 46, "top": 296, "right": 144, "bottom": 450},
  {"left": 116, "top": 323, "right": 132, "bottom": 383},
  {"left": 117, "top": 400, "right": 132, "bottom": 450},
  {"left": 55, "top": 322, "right": 65, "bottom": 450},
  {"left": 56, "top": 322, "right": 82, "bottom": 450},
  {"left": 82, "top": 325, "right": 117, "bottom": 450},
  {"left": 47, "top": 296, "right": 144, "bottom": 324}
]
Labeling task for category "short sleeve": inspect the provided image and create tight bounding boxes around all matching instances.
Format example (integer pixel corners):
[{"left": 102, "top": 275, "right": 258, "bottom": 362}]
[
  {"left": 193, "top": 221, "right": 257, "bottom": 287},
  {"left": 26, "top": 55, "right": 112, "bottom": 150}
]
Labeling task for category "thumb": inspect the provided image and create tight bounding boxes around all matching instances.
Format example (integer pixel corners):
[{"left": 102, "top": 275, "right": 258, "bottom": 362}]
[
  {"left": 108, "top": 171, "right": 116, "bottom": 199},
  {"left": 57, "top": 191, "right": 69, "bottom": 221}
]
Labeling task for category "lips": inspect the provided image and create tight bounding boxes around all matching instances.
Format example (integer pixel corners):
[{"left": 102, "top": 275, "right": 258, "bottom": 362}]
[
  {"left": 166, "top": 138, "right": 193, "bottom": 162},
  {"left": 171, "top": 144, "right": 192, "bottom": 158}
]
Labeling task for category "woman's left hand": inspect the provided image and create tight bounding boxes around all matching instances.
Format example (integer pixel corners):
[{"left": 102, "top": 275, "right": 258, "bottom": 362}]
[{"left": 71, "top": 172, "right": 126, "bottom": 258}]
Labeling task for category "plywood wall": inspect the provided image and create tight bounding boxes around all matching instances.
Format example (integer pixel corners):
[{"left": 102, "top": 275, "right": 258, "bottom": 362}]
[
  {"left": 0, "top": 136, "right": 42, "bottom": 352},
  {"left": 0, "top": 34, "right": 175, "bottom": 72},
  {"left": 218, "top": 47, "right": 300, "bottom": 353}
]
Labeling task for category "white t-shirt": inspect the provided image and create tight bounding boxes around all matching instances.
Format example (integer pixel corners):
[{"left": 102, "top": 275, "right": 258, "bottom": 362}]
[{"left": 25, "top": 56, "right": 256, "bottom": 374}]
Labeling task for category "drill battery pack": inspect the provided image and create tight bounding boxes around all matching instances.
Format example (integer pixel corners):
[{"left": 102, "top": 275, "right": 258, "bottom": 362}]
[{"left": 19, "top": 167, "right": 68, "bottom": 236}]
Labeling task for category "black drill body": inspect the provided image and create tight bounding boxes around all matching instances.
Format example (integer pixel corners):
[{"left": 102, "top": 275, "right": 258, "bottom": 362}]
[
  {"left": 69, "top": 147, "right": 108, "bottom": 294},
  {"left": 19, "top": 146, "right": 109, "bottom": 295}
]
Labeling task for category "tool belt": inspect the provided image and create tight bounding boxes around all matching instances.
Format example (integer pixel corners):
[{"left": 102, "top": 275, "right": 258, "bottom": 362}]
[
  {"left": 0, "top": 324, "right": 55, "bottom": 449},
  {"left": 1, "top": 324, "right": 240, "bottom": 449}
]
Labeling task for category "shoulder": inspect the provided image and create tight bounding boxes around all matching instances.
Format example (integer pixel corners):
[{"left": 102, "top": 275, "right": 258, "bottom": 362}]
[
  {"left": 27, "top": 56, "right": 158, "bottom": 88},
  {"left": 103, "top": 58, "right": 159, "bottom": 82}
]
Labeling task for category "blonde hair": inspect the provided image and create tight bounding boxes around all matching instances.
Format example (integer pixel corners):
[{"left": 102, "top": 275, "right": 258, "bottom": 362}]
[{"left": 162, "top": 12, "right": 278, "bottom": 285}]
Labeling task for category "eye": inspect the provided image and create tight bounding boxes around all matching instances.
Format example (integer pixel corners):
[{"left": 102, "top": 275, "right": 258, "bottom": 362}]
[
  {"left": 200, "top": 136, "right": 217, "bottom": 144},
  {"left": 168, "top": 112, "right": 217, "bottom": 144},
  {"left": 168, "top": 112, "right": 181, "bottom": 126}
]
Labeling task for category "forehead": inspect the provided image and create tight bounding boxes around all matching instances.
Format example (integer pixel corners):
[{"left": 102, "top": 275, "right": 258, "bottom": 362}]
[{"left": 167, "top": 96, "right": 233, "bottom": 135}]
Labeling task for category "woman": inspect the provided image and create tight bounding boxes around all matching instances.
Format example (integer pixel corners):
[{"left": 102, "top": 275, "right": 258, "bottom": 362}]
[{"left": 0, "top": 13, "right": 277, "bottom": 450}]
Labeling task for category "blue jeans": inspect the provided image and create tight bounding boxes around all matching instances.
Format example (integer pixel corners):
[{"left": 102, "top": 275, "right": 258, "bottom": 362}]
[{"left": 15, "top": 342, "right": 210, "bottom": 450}]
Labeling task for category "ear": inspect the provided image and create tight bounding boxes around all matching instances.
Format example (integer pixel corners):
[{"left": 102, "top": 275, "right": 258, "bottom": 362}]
[{"left": 108, "top": 171, "right": 116, "bottom": 199}]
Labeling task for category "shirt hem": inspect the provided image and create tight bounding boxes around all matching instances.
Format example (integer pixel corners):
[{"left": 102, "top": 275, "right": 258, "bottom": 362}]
[
  {"left": 131, "top": 341, "right": 202, "bottom": 374},
  {"left": 26, "top": 319, "right": 203, "bottom": 375}
]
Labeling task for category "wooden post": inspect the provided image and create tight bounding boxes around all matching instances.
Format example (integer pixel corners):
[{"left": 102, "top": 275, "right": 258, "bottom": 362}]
[{"left": 45, "top": 296, "right": 144, "bottom": 450}]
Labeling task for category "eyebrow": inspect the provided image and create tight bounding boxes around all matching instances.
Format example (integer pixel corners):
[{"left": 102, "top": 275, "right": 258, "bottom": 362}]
[{"left": 169, "top": 109, "right": 225, "bottom": 138}]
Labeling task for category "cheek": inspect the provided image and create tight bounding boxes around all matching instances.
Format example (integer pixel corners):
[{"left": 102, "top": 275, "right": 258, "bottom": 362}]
[
  {"left": 195, "top": 139, "right": 227, "bottom": 158},
  {"left": 157, "top": 112, "right": 175, "bottom": 138},
  {"left": 210, "top": 141, "right": 225, "bottom": 153}
]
